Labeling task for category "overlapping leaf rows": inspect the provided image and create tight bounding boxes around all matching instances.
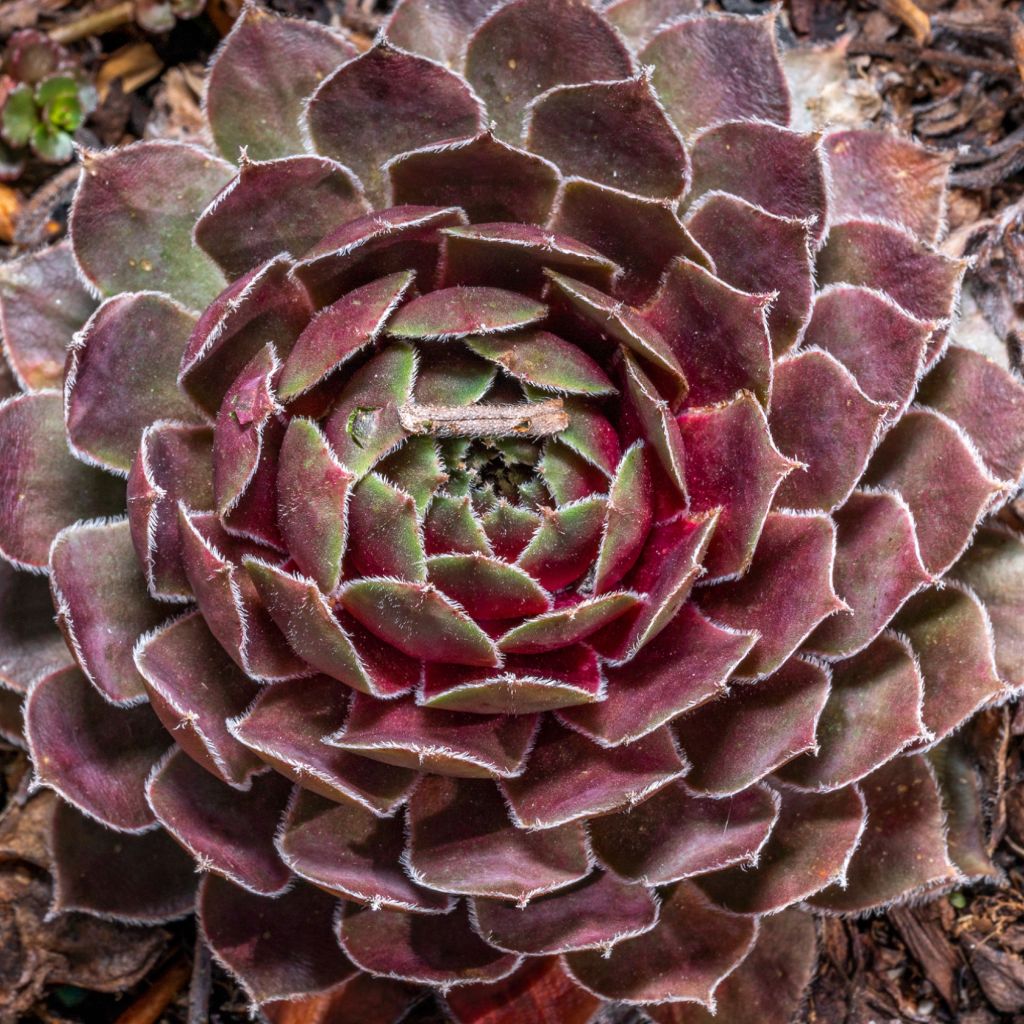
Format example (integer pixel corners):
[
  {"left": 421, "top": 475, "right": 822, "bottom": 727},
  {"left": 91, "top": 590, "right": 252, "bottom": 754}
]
[{"left": 1, "top": 2, "right": 1023, "bottom": 1021}]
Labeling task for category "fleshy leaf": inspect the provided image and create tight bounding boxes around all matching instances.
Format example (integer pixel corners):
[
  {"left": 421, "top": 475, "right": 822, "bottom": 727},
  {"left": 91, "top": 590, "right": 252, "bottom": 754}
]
[
  {"left": 51, "top": 518, "right": 167, "bottom": 704},
  {"left": 229, "top": 675, "right": 416, "bottom": 814},
  {"left": 501, "top": 719, "right": 685, "bottom": 828},
  {"left": 801, "top": 285, "right": 931, "bottom": 424},
  {"left": 278, "top": 271, "right": 414, "bottom": 402},
  {"left": 279, "top": 789, "right": 451, "bottom": 912},
  {"left": 466, "top": 330, "right": 615, "bottom": 397},
  {"left": 825, "top": 130, "right": 950, "bottom": 243},
  {"left": 147, "top": 747, "right": 292, "bottom": 895},
  {"left": 697, "top": 786, "right": 866, "bottom": 914},
  {"left": 348, "top": 474, "right": 426, "bottom": 583},
  {"left": 591, "top": 443, "right": 652, "bottom": 595},
  {"left": 389, "top": 286, "right": 546, "bottom": 340},
  {"left": 688, "top": 121, "right": 827, "bottom": 239},
  {"left": 390, "top": 134, "right": 560, "bottom": 225},
  {"left": 591, "top": 781, "right": 778, "bottom": 884},
  {"left": 0, "top": 391, "right": 123, "bottom": 571},
  {"left": 642, "top": 258, "right": 772, "bottom": 408},
  {"left": 0, "top": 560, "right": 69, "bottom": 694},
  {"left": 135, "top": 611, "right": 263, "bottom": 788},
  {"left": 385, "top": 0, "right": 494, "bottom": 66},
  {"left": 200, "top": 875, "right": 355, "bottom": 1005},
  {"left": 817, "top": 220, "right": 965, "bottom": 327},
  {"left": 918, "top": 345, "right": 1024, "bottom": 485},
  {"left": 698, "top": 512, "right": 846, "bottom": 678},
  {"left": 330, "top": 692, "right": 538, "bottom": 779},
  {"left": 340, "top": 901, "right": 521, "bottom": 988},
  {"left": 805, "top": 491, "right": 931, "bottom": 658},
  {"left": 442, "top": 223, "right": 617, "bottom": 296},
  {"left": 641, "top": 13, "right": 789, "bottom": 137},
  {"left": 780, "top": 633, "right": 926, "bottom": 790},
  {"left": 341, "top": 577, "right": 499, "bottom": 667},
  {"left": 195, "top": 155, "right": 371, "bottom": 279},
  {"left": 498, "top": 592, "right": 640, "bottom": 655},
  {"left": 809, "top": 756, "right": 958, "bottom": 912},
  {"left": 307, "top": 41, "right": 483, "bottom": 205},
  {"left": 206, "top": 5, "right": 356, "bottom": 161},
  {"left": 277, "top": 418, "right": 354, "bottom": 593},
  {"left": 464, "top": 0, "right": 632, "bottom": 141},
  {"left": 646, "top": 910, "right": 816, "bottom": 1024},
  {"left": 66, "top": 293, "right": 201, "bottom": 474},
  {"left": 550, "top": 180, "right": 709, "bottom": 305},
  {"left": 894, "top": 586, "right": 1004, "bottom": 742},
  {"left": 324, "top": 343, "right": 416, "bottom": 477},
  {"left": 471, "top": 872, "right": 659, "bottom": 956},
  {"left": 864, "top": 408, "right": 1002, "bottom": 575},
  {"left": 517, "top": 496, "right": 607, "bottom": 591},
  {"left": 26, "top": 666, "right": 167, "bottom": 831},
  {"left": 675, "top": 658, "right": 830, "bottom": 795},
  {"left": 951, "top": 525, "right": 1024, "bottom": 686},
  {"left": 769, "top": 349, "right": 886, "bottom": 512},
  {"left": 679, "top": 391, "right": 796, "bottom": 578},
  {"left": 565, "top": 880, "right": 756, "bottom": 1005},
  {"left": 71, "top": 141, "right": 233, "bottom": 308},
  {"left": 686, "top": 192, "right": 812, "bottom": 353},
  {"left": 526, "top": 75, "right": 688, "bottom": 200},
  {"left": 407, "top": 776, "right": 589, "bottom": 901},
  {"left": 52, "top": 802, "right": 196, "bottom": 923},
  {"left": 561, "top": 602, "right": 754, "bottom": 747},
  {"left": 420, "top": 645, "right": 602, "bottom": 714},
  {"left": 425, "top": 495, "right": 491, "bottom": 556},
  {"left": 179, "top": 256, "right": 313, "bottom": 416},
  {"left": 0, "top": 242, "right": 96, "bottom": 390},
  {"left": 427, "top": 553, "right": 550, "bottom": 619},
  {"left": 605, "top": 0, "right": 700, "bottom": 48},
  {"left": 127, "top": 421, "right": 214, "bottom": 601}
]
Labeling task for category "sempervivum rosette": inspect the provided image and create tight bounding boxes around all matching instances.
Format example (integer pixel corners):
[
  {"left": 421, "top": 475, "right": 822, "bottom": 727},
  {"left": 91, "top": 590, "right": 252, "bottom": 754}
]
[{"left": 1, "top": 2, "right": 1023, "bottom": 1021}]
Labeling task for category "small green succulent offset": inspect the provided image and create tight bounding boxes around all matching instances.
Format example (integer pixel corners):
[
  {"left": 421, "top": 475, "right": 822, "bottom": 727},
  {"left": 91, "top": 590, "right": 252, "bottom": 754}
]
[{"left": 0, "top": 31, "right": 95, "bottom": 172}]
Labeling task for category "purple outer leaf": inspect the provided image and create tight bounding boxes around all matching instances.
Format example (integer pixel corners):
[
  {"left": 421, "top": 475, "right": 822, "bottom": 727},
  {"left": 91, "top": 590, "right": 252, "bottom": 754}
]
[
  {"left": 464, "top": 0, "right": 633, "bottom": 141},
  {"left": 200, "top": 875, "right": 355, "bottom": 1004},
  {"left": 205, "top": 4, "right": 357, "bottom": 161},
  {"left": 390, "top": 134, "right": 562, "bottom": 227},
  {"left": 500, "top": 719, "right": 686, "bottom": 828},
  {"left": 307, "top": 41, "right": 484, "bottom": 204},
  {"left": 688, "top": 121, "right": 828, "bottom": 240},
  {"left": 590, "top": 781, "right": 779, "bottom": 884},
  {"left": 66, "top": 292, "right": 202, "bottom": 474},
  {"left": 71, "top": 141, "right": 234, "bottom": 308},
  {"left": 697, "top": 786, "right": 867, "bottom": 914},
  {"left": 134, "top": 610, "right": 263, "bottom": 789},
  {"left": 0, "top": 242, "right": 96, "bottom": 390},
  {"left": 0, "top": 560, "right": 70, "bottom": 694},
  {"left": 698, "top": 512, "right": 846, "bottom": 678},
  {"left": 825, "top": 129, "right": 950, "bottom": 244},
  {"left": 339, "top": 901, "right": 521, "bottom": 988},
  {"left": 470, "top": 871, "right": 659, "bottom": 955},
  {"left": 406, "top": 776, "right": 590, "bottom": 901},
  {"left": 229, "top": 675, "right": 416, "bottom": 814},
  {"left": 564, "top": 880, "right": 756, "bottom": 1005},
  {"left": 0, "top": 391, "right": 123, "bottom": 572},
  {"left": 386, "top": 0, "right": 495, "bottom": 67},
  {"left": 808, "top": 755, "right": 959, "bottom": 912},
  {"left": 562, "top": 601, "right": 754, "bottom": 747},
  {"left": 641, "top": 12, "right": 789, "bottom": 137},
  {"left": 146, "top": 747, "right": 292, "bottom": 895},
  {"left": 526, "top": 75, "right": 689, "bottom": 200},
  {"left": 50, "top": 518, "right": 168, "bottom": 704},
  {"left": 26, "top": 665, "right": 167, "bottom": 832},
  {"left": 675, "top": 657, "right": 830, "bottom": 795},
  {"left": 52, "top": 801, "right": 196, "bottom": 923},
  {"left": 195, "top": 155, "right": 371, "bottom": 280}
]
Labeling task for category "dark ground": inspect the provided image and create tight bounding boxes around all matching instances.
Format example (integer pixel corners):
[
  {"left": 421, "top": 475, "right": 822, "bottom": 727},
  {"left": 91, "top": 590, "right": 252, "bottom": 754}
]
[{"left": 2, "top": 0, "right": 1024, "bottom": 1020}]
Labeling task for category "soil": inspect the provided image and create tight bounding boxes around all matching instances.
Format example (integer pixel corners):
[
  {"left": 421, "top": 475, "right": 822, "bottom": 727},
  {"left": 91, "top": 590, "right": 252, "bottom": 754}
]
[{"left": 1, "top": 0, "right": 1023, "bottom": 1021}]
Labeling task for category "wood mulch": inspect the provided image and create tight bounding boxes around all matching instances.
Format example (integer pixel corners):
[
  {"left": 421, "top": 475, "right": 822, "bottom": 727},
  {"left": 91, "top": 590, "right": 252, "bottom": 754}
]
[{"left": 2, "top": 0, "right": 1024, "bottom": 1020}]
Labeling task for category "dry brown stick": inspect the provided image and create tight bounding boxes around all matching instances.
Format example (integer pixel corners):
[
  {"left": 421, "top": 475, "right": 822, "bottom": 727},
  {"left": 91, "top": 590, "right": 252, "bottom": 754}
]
[
  {"left": 848, "top": 39, "right": 1019, "bottom": 78},
  {"left": 113, "top": 957, "right": 190, "bottom": 1024},
  {"left": 398, "top": 399, "right": 569, "bottom": 438},
  {"left": 49, "top": 0, "right": 134, "bottom": 44}
]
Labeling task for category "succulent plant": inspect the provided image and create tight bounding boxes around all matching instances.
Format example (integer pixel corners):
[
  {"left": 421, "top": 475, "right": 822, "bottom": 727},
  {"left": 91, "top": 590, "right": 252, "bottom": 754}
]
[
  {"left": 0, "top": 30, "right": 95, "bottom": 174},
  {"left": 1, "top": 2, "right": 1023, "bottom": 1021}
]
